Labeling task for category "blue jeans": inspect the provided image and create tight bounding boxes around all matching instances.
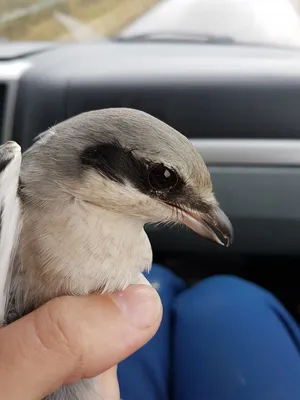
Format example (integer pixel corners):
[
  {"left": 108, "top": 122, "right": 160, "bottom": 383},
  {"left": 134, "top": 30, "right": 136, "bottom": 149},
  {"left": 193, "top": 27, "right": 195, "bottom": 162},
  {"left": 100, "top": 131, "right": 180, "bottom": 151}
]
[{"left": 117, "top": 264, "right": 300, "bottom": 400}]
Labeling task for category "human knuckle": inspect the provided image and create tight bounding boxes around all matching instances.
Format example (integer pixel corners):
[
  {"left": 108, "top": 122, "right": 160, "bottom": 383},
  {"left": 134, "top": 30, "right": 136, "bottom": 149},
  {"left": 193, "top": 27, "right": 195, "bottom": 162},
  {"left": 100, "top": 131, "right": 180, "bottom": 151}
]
[{"left": 34, "top": 297, "right": 82, "bottom": 361}]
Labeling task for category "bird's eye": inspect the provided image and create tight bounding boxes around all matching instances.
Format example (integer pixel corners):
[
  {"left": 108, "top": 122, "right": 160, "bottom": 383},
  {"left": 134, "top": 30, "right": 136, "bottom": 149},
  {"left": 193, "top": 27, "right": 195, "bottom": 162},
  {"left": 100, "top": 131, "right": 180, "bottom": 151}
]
[{"left": 148, "top": 164, "right": 178, "bottom": 190}]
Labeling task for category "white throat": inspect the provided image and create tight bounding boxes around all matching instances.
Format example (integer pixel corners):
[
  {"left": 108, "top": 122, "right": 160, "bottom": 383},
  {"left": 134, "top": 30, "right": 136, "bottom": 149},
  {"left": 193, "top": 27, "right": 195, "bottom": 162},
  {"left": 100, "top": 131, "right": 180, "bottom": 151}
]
[{"left": 19, "top": 198, "right": 153, "bottom": 304}]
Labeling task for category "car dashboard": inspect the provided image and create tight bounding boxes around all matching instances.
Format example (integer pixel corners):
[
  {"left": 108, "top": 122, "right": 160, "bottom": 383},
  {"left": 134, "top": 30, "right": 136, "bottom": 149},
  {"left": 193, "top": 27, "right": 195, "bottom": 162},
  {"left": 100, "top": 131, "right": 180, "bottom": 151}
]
[
  {"left": 1, "top": 41, "right": 300, "bottom": 313},
  {"left": 3, "top": 38, "right": 300, "bottom": 313},
  {"left": 3, "top": 41, "right": 300, "bottom": 250}
]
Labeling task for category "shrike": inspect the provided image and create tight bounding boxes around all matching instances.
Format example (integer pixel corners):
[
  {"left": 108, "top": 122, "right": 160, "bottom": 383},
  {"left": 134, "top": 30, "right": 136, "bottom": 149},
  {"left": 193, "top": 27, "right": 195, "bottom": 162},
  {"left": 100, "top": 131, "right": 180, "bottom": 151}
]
[{"left": 0, "top": 108, "right": 233, "bottom": 399}]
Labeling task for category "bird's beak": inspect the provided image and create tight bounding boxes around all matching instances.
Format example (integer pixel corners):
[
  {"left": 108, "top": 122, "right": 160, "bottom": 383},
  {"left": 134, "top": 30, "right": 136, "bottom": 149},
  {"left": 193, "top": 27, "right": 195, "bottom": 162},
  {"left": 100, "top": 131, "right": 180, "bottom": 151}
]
[{"left": 179, "top": 205, "right": 233, "bottom": 247}]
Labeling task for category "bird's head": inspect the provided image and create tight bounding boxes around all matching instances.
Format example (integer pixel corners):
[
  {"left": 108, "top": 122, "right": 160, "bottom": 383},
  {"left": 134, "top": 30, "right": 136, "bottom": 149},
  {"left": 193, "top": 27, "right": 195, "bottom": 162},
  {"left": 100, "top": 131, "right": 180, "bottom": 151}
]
[{"left": 22, "top": 108, "right": 233, "bottom": 247}]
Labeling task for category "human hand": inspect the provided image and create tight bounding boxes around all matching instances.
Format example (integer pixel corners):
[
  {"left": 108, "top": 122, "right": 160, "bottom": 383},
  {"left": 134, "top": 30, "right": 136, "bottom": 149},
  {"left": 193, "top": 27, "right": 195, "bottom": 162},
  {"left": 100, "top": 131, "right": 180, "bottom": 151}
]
[{"left": 0, "top": 281, "right": 162, "bottom": 399}]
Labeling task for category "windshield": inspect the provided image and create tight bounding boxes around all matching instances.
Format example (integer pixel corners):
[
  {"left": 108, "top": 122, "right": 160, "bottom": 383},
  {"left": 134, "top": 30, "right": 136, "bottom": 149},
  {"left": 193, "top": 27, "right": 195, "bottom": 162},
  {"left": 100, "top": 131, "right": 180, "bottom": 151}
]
[{"left": 2, "top": 0, "right": 300, "bottom": 49}]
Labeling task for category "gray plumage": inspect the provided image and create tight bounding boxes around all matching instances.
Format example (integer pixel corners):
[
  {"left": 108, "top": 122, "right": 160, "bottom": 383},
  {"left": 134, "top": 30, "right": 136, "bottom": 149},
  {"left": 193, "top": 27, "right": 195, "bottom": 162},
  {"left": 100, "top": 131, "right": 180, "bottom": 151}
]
[{"left": 0, "top": 108, "right": 233, "bottom": 399}]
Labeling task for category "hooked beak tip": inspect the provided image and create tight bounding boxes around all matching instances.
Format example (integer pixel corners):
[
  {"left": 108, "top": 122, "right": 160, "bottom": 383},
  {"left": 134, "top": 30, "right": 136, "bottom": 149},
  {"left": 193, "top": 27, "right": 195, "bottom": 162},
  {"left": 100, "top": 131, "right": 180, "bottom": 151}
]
[
  {"left": 212, "top": 207, "right": 234, "bottom": 247},
  {"left": 179, "top": 205, "right": 233, "bottom": 247}
]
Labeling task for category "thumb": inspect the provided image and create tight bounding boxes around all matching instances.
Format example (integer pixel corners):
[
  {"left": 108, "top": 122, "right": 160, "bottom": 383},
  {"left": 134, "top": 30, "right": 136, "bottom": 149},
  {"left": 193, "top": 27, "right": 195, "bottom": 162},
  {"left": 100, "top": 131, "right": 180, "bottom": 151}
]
[{"left": 0, "top": 284, "right": 162, "bottom": 400}]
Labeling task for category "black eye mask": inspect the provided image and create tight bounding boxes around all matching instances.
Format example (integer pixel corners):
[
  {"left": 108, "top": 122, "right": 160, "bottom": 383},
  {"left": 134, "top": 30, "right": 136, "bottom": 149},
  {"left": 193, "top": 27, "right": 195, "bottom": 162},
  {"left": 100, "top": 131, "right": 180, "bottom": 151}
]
[{"left": 80, "top": 141, "right": 210, "bottom": 213}]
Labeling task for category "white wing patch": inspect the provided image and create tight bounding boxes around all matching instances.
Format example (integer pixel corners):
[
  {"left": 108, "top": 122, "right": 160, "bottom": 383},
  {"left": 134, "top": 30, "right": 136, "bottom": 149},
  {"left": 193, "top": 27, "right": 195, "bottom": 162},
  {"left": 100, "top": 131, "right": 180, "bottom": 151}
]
[{"left": 0, "top": 141, "right": 21, "bottom": 322}]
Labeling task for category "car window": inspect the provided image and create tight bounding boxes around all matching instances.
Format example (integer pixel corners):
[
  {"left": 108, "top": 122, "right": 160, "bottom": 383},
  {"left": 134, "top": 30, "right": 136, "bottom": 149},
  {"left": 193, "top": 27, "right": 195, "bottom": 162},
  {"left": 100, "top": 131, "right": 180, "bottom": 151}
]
[{"left": 2, "top": 0, "right": 300, "bottom": 50}]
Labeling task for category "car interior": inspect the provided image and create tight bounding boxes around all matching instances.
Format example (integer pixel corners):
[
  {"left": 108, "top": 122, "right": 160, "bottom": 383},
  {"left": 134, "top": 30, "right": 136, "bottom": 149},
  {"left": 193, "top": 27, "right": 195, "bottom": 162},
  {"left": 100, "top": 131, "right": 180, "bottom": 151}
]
[{"left": 2, "top": 37, "right": 300, "bottom": 323}]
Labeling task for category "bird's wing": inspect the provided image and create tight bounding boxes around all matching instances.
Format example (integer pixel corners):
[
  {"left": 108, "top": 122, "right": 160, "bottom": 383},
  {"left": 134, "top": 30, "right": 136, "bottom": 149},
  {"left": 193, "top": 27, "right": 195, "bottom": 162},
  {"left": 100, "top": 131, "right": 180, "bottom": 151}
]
[{"left": 0, "top": 141, "right": 22, "bottom": 322}]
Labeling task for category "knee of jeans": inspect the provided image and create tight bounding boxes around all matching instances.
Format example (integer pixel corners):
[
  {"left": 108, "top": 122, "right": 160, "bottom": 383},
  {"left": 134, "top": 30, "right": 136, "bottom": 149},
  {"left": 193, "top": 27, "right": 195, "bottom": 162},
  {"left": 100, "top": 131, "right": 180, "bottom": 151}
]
[{"left": 173, "top": 274, "right": 273, "bottom": 319}]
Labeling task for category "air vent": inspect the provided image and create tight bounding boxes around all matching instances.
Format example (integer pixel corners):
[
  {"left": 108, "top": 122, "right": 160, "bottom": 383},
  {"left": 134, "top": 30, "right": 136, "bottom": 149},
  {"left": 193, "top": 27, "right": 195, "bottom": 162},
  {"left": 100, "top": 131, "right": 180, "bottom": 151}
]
[{"left": 0, "top": 83, "right": 6, "bottom": 141}]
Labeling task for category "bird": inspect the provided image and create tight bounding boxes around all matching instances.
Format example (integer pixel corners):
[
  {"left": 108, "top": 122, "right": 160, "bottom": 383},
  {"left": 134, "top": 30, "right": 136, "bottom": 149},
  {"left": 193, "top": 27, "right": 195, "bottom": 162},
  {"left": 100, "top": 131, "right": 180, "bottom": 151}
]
[{"left": 0, "top": 108, "right": 233, "bottom": 399}]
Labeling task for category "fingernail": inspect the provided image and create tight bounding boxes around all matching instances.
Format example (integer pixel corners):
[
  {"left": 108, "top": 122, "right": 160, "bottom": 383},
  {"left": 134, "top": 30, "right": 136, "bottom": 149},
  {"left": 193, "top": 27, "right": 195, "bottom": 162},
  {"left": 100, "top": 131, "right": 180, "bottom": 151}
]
[{"left": 112, "top": 285, "right": 161, "bottom": 329}]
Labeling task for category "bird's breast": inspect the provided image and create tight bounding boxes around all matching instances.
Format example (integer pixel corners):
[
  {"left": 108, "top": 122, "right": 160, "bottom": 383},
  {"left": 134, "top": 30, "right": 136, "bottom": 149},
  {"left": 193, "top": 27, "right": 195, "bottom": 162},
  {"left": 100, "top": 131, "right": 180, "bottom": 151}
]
[{"left": 19, "top": 203, "right": 153, "bottom": 305}]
